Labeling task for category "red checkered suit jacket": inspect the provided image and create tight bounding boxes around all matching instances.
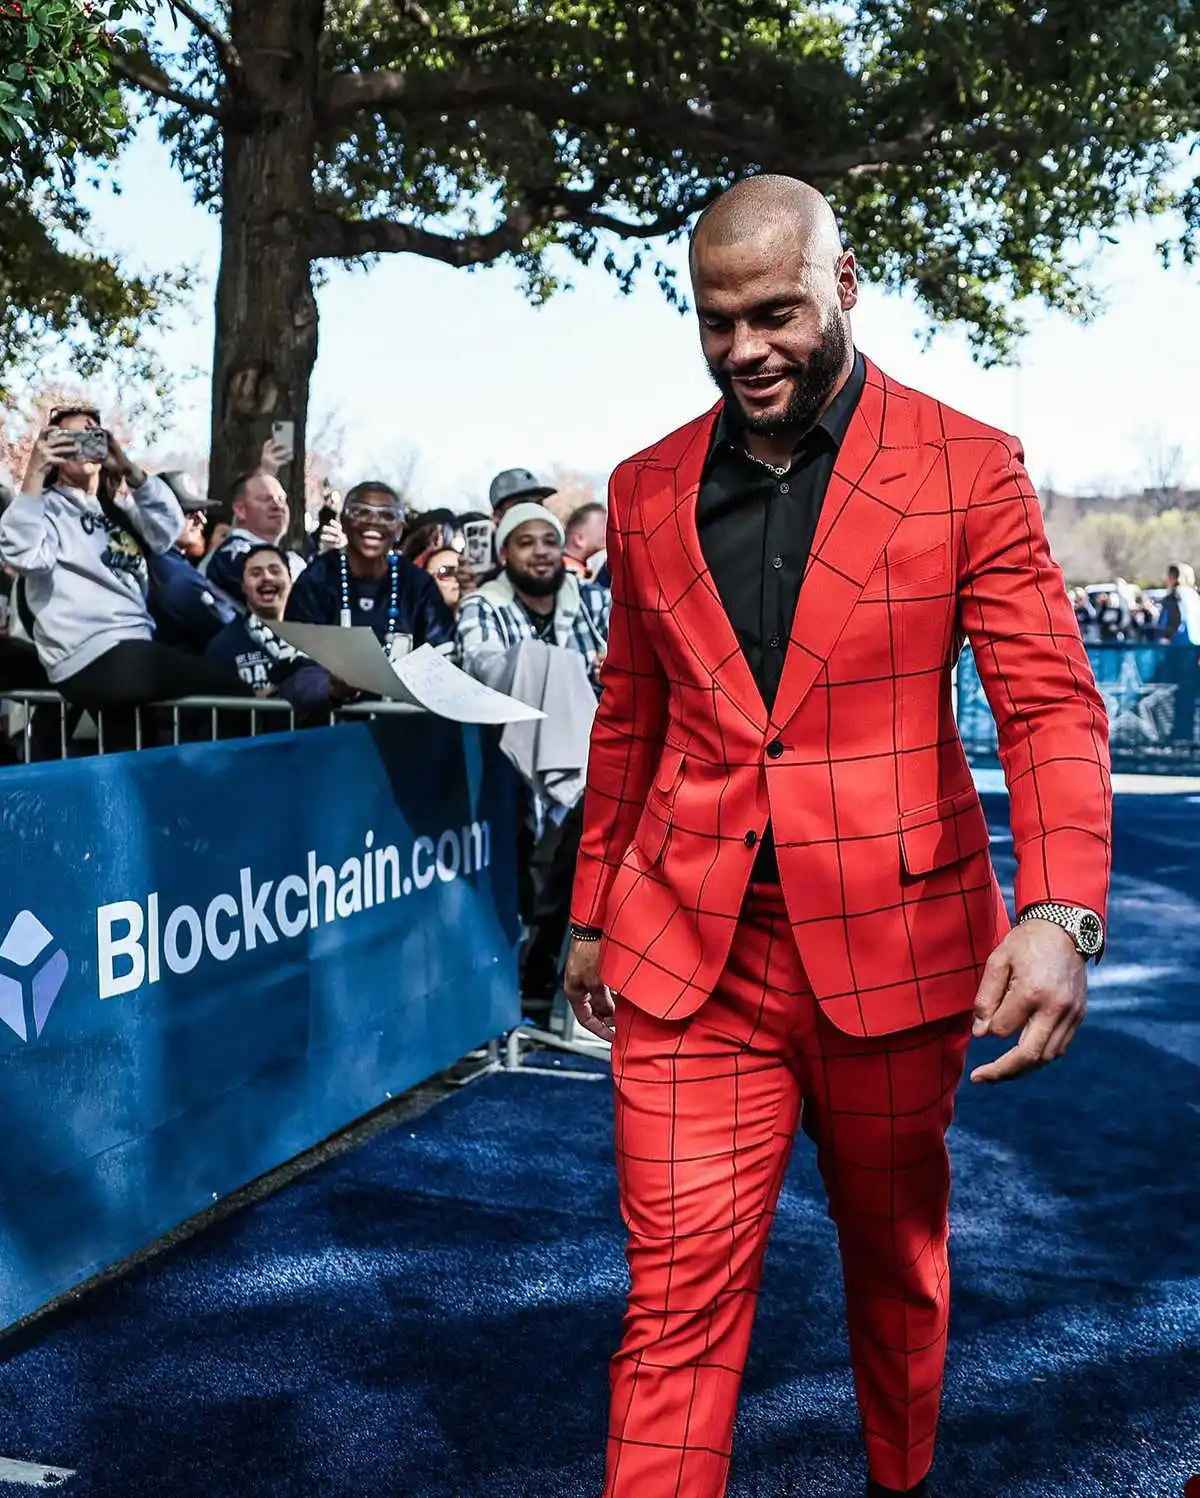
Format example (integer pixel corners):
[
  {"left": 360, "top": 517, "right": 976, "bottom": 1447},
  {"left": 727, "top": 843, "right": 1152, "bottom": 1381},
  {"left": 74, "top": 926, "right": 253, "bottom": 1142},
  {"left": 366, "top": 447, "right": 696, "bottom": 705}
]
[{"left": 571, "top": 356, "right": 1113, "bottom": 1036}]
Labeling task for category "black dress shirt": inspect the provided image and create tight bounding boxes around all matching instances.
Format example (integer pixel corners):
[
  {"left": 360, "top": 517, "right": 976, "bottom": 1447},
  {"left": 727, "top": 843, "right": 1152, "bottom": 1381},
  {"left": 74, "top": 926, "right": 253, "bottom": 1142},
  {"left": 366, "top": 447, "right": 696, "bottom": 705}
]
[{"left": 696, "top": 350, "right": 866, "bottom": 879}]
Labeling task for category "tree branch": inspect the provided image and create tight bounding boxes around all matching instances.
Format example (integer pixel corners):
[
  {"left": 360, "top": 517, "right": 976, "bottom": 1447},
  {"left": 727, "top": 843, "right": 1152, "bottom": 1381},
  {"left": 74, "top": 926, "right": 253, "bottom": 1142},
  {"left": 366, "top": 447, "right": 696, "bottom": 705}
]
[
  {"left": 388, "top": 0, "right": 537, "bottom": 53},
  {"left": 310, "top": 205, "right": 543, "bottom": 265},
  {"left": 321, "top": 66, "right": 939, "bottom": 180},
  {"left": 310, "top": 188, "right": 711, "bottom": 266},
  {"left": 166, "top": 0, "right": 241, "bottom": 75},
  {"left": 111, "top": 51, "right": 222, "bottom": 118}
]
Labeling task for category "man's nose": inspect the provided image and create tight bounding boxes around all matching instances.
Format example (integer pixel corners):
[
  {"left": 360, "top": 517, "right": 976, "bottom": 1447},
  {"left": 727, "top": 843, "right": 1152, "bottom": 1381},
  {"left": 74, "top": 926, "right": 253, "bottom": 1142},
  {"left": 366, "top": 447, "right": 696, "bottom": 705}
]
[{"left": 727, "top": 323, "right": 770, "bottom": 367}]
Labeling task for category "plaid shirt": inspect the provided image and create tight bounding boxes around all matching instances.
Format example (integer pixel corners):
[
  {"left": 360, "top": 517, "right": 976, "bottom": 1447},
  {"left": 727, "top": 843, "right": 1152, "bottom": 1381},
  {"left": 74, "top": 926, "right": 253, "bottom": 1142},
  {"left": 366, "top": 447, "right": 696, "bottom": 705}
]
[{"left": 456, "top": 571, "right": 611, "bottom": 693}]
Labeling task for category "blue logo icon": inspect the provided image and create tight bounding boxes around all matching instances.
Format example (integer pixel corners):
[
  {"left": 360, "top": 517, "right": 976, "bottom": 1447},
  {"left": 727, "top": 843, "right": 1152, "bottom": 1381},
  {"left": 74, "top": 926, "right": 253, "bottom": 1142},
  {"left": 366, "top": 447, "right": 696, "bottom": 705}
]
[{"left": 0, "top": 912, "right": 69, "bottom": 1042}]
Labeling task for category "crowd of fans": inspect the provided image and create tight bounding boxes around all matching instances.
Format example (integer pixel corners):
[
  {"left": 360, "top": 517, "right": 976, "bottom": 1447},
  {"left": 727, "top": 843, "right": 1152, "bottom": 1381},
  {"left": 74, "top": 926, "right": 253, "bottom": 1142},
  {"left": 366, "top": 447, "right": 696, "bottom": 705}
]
[
  {"left": 0, "top": 405, "right": 612, "bottom": 1010},
  {"left": 1070, "top": 569, "right": 1200, "bottom": 644}
]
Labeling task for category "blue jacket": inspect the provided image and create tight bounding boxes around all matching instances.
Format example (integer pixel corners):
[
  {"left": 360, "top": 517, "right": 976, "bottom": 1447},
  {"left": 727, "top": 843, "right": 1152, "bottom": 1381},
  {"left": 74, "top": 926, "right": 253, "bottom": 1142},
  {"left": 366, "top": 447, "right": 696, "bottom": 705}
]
[
  {"left": 149, "top": 547, "right": 238, "bottom": 652},
  {"left": 284, "top": 549, "right": 454, "bottom": 649}
]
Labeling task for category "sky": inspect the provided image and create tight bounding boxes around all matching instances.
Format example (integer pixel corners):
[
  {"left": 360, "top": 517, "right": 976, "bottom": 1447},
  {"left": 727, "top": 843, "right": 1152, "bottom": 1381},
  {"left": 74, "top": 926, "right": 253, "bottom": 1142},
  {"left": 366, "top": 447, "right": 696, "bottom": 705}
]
[{"left": 71, "top": 124, "right": 1200, "bottom": 513}]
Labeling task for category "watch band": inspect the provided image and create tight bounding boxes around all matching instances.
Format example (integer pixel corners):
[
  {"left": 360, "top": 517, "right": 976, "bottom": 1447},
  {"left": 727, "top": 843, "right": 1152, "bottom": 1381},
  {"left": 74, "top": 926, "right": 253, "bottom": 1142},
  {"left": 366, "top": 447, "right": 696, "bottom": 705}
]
[
  {"left": 1017, "top": 901, "right": 1105, "bottom": 959},
  {"left": 568, "top": 922, "right": 603, "bottom": 943}
]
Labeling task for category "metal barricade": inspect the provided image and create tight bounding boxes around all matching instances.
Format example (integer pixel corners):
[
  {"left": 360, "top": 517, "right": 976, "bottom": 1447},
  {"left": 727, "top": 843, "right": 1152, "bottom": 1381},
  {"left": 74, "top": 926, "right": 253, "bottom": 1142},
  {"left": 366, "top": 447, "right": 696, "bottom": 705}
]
[
  {"left": 1, "top": 690, "right": 301, "bottom": 764},
  {"left": 0, "top": 689, "right": 434, "bottom": 766}
]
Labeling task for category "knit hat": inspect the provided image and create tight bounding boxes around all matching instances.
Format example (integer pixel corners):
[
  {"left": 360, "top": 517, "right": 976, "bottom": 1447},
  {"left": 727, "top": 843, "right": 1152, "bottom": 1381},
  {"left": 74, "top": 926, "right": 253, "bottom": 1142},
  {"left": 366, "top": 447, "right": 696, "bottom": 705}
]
[{"left": 494, "top": 502, "right": 565, "bottom": 554}]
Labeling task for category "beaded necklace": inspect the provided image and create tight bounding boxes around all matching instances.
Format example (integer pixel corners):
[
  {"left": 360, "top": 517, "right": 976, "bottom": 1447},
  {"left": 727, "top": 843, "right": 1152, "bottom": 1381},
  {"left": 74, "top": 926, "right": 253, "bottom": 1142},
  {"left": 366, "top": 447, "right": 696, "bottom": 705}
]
[{"left": 339, "top": 549, "right": 401, "bottom": 650}]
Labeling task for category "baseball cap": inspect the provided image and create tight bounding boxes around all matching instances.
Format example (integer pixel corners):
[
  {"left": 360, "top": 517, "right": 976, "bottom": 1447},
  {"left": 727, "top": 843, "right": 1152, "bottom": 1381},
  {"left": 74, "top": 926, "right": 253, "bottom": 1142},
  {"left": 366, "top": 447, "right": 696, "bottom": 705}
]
[
  {"left": 494, "top": 502, "right": 566, "bottom": 554},
  {"left": 489, "top": 467, "right": 557, "bottom": 512},
  {"left": 158, "top": 469, "right": 208, "bottom": 513}
]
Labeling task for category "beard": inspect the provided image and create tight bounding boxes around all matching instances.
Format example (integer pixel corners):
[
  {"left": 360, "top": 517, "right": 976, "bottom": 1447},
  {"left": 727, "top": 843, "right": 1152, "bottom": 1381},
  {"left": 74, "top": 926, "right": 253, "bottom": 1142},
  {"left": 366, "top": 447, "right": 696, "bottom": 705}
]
[
  {"left": 707, "top": 309, "right": 850, "bottom": 440},
  {"left": 508, "top": 561, "right": 566, "bottom": 598}
]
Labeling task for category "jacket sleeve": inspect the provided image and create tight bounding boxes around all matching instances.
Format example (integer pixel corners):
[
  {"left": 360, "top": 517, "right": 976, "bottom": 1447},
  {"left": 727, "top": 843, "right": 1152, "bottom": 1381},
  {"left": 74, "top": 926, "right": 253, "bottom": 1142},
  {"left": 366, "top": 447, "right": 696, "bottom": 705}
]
[
  {"left": 282, "top": 564, "right": 322, "bottom": 624},
  {"left": 0, "top": 494, "right": 59, "bottom": 574},
  {"left": 206, "top": 538, "right": 250, "bottom": 608},
  {"left": 455, "top": 595, "right": 517, "bottom": 690},
  {"left": 413, "top": 568, "right": 455, "bottom": 648},
  {"left": 570, "top": 464, "right": 670, "bottom": 929},
  {"left": 958, "top": 436, "right": 1112, "bottom": 918},
  {"left": 124, "top": 475, "right": 183, "bottom": 556}
]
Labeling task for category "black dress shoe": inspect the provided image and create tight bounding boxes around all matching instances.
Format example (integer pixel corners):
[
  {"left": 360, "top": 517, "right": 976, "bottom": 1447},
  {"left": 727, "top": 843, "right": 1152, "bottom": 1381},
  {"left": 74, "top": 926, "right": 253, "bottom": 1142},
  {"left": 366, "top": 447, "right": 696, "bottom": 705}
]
[{"left": 866, "top": 1480, "right": 929, "bottom": 1498}]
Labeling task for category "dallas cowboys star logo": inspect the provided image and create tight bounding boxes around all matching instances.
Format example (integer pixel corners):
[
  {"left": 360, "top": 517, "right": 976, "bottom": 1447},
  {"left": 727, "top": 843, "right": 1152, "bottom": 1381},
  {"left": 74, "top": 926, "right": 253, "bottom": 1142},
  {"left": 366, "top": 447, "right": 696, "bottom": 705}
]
[{"left": 1101, "top": 653, "right": 1177, "bottom": 744}]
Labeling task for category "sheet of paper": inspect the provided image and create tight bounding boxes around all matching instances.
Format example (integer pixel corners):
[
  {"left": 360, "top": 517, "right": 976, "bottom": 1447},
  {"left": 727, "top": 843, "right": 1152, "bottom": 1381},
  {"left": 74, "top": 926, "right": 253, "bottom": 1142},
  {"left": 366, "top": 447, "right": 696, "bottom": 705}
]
[
  {"left": 270, "top": 621, "right": 417, "bottom": 700},
  {"left": 393, "top": 644, "right": 545, "bottom": 724},
  {"left": 269, "top": 625, "right": 544, "bottom": 724}
]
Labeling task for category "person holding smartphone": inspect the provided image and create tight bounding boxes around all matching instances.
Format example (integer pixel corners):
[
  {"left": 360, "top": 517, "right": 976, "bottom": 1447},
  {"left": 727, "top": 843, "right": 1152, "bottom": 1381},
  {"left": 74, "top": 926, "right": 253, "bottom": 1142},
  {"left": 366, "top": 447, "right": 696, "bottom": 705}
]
[{"left": 0, "top": 405, "right": 252, "bottom": 711}]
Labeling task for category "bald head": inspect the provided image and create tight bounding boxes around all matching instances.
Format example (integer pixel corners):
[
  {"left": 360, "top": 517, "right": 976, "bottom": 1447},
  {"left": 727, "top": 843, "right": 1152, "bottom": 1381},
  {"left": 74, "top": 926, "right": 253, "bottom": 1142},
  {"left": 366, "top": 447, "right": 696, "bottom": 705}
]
[
  {"left": 689, "top": 176, "right": 858, "bottom": 448},
  {"left": 690, "top": 176, "right": 843, "bottom": 265}
]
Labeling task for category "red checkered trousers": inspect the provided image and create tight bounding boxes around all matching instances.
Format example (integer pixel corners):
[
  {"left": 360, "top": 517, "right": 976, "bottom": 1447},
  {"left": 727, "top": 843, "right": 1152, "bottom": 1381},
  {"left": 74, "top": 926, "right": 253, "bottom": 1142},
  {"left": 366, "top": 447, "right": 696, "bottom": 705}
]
[{"left": 571, "top": 357, "right": 1112, "bottom": 1496}]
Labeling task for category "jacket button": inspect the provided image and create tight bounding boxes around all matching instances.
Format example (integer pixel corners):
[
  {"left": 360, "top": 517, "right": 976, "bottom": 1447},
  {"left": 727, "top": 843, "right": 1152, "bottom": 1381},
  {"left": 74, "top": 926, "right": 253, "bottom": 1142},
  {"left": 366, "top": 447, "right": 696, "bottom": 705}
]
[
  {"left": 767, "top": 739, "right": 784, "bottom": 759},
  {"left": 744, "top": 830, "right": 758, "bottom": 848}
]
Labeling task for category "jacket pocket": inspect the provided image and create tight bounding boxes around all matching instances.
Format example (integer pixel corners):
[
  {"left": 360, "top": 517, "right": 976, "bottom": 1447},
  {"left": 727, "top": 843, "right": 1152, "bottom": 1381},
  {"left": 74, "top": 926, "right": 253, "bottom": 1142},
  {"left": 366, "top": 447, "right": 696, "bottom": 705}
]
[
  {"left": 899, "top": 786, "right": 991, "bottom": 876},
  {"left": 638, "top": 747, "right": 685, "bottom": 865},
  {"left": 861, "top": 541, "right": 948, "bottom": 601}
]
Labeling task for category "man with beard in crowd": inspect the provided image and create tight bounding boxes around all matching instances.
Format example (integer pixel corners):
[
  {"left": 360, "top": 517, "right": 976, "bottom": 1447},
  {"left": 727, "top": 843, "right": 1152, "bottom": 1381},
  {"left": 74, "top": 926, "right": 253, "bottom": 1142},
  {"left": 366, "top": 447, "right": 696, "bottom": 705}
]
[
  {"left": 563, "top": 176, "right": 1110, "bottom": 1498},
  {"left": 284, "top": 480, "right": 453, "bottom": 654},
  {"left": 455, "top": 502, "right": 609, "bottom": 690}
]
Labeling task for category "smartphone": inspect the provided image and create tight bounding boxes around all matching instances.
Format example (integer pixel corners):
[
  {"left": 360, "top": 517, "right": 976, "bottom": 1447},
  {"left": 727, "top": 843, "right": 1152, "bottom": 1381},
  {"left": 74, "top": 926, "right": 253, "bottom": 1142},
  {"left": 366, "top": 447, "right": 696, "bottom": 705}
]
[
  {"left": 462, "top": 519, "right": 496, "bottom": 574},
  {"left": 270, "top": 420, "right": 295, "bottom": 461},
  {"left": 317, "top": 504, "right": 338, "bottom": 529},
  {"left": 72, "top": 428, "right": 110, "bottom": 462}
]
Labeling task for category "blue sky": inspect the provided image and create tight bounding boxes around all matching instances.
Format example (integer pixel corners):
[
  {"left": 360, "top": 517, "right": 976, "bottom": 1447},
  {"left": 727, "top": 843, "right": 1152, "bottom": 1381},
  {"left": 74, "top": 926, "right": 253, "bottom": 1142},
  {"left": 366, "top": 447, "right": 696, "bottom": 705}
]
[{"left": 77, "top": 124, "right": 1200, "bottom": 512}]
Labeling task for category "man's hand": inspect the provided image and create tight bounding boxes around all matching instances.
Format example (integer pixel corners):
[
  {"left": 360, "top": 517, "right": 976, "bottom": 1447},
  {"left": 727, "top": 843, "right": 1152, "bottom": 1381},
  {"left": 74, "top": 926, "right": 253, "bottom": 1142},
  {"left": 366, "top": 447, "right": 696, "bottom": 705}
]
[
  {"left": 259, "top": 437, "right": 291, "bottom": 476},
  {"left": 563, "top": 937, "right": 616, "bottom": 1043},
  {"left": 316, "top": 518, "right": 344, "bottom": 554},
  {"left": 970, "top": 919, "right": 1088, "bottom": 1085}
]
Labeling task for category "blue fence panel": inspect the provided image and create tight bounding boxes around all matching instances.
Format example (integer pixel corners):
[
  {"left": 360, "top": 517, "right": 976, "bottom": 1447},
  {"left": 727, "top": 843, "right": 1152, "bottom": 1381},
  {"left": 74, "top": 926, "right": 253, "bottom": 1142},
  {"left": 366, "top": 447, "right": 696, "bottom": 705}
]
[
  {"left": 0, "top": 716, "right": 521, "bottom": 1329},
  {"left": 957, "top": 643, "right": 1200, "bottom": 775}
]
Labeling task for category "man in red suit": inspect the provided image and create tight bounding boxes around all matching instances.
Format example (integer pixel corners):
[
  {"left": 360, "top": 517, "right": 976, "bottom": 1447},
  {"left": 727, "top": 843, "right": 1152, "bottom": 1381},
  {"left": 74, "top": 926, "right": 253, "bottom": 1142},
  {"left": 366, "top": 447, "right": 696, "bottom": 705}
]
[{"left": 564, "top": 176, "right": 1112, "bottom": 1498}]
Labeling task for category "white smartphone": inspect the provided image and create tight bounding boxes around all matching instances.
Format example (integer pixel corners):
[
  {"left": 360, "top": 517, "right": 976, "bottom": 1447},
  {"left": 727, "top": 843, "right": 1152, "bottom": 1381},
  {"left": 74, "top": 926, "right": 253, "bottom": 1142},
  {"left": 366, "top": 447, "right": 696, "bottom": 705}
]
[
  {"left": 462, "top": 519, "right": 496, "bottom": 573},
  {"left": 270, "top": 420, "right": 295, "bottom": 461}
]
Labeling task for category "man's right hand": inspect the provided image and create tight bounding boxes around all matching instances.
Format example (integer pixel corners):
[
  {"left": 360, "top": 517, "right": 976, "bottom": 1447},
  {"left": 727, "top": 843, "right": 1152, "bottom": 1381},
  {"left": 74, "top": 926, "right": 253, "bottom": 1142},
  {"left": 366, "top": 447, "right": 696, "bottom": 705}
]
[
  {"left": 259, "top": 437, "right": 292, "bottom": 476},
  {"left": 563, "top": 937, "right": 616, "bottom": 1043}
]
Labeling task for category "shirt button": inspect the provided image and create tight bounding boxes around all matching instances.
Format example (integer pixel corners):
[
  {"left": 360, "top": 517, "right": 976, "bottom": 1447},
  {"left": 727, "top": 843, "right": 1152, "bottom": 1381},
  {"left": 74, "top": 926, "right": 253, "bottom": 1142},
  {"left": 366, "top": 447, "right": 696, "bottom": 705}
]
[
  {"left": 767, "top": 740, "right": 784, "bottom": 760},
  {"left": 744, "top": 830, "right": 758, "bottom": 848},
  {"left": 778, "top": 482, "right": 790, "bottom": 495},
  {"left": 771, "top": 555, "right": 784, "bottom": 570},
  {"left": 768, "top": 633, "right": 783, "bottom": 650}
]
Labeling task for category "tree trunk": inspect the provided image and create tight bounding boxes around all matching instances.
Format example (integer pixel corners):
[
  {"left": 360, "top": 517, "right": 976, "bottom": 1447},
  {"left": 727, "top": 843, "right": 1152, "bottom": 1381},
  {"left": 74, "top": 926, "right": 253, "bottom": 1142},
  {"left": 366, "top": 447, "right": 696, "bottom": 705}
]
[{"left": 209, "top": 0, "right": 324, "bottom": 551}]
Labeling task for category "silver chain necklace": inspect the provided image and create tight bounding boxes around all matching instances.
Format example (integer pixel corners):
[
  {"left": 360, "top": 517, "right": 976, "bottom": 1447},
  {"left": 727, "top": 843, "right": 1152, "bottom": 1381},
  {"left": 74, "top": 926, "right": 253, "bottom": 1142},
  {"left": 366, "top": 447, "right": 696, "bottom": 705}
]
[{"left": 742, "top": 448, "right": 790, "bottom": 478}]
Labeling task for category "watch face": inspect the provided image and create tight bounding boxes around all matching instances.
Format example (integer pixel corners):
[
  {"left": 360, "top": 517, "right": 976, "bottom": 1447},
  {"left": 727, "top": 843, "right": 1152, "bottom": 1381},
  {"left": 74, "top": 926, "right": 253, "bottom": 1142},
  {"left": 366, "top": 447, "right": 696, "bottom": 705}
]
[{"left": 1077, "top": 912, "right": 1104, "bottom": 953}]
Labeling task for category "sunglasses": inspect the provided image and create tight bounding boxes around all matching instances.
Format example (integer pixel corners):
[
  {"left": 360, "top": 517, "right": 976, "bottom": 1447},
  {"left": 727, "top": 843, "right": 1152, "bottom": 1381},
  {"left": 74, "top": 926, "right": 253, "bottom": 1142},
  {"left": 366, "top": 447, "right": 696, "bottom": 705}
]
[
  {"left": 431, "top": 563, "right": 460, "bottom": 580},
  {"left": 48, "top": 405, "right": 101, "bottom": 426}
]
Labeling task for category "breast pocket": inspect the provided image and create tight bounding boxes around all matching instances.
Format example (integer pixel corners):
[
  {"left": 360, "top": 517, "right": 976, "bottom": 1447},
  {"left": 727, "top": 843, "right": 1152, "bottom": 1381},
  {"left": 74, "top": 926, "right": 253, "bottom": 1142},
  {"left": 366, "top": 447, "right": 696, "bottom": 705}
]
[{"left": 861, "top": 542, "right": 948, "bottom": 602}]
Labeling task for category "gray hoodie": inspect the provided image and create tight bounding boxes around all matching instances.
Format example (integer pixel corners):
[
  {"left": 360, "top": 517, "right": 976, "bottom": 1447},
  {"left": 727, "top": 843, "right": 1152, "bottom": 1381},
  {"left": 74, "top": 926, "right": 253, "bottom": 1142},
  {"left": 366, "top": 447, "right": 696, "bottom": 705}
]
[{"left": 0, "top": 479, "right": 184, "bottom": 683}]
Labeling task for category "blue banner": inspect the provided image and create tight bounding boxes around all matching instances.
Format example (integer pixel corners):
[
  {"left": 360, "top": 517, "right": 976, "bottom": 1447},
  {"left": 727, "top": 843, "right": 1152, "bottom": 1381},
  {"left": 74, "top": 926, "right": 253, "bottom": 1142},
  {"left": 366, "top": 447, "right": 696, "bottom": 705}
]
[
  {"left": 0, "top": 718, "right": 521, "bottom": 1329},
  {"left": 957, "top": 643, "right": 1200, "bottom": 775}
]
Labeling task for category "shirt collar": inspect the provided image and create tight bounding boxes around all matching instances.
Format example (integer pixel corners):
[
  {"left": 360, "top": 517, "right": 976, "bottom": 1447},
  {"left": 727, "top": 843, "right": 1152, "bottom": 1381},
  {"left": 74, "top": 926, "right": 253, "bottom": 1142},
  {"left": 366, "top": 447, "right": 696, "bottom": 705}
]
[{"left": 710, "top": 348, "right": 866, "bottom": 462}]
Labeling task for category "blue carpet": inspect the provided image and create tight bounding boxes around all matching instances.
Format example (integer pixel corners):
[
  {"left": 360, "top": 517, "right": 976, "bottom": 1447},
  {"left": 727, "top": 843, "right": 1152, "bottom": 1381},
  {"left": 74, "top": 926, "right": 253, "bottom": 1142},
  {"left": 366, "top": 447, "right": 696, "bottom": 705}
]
[{"left": 0, "top": 791, "right": 1197, "bottom": 1497}]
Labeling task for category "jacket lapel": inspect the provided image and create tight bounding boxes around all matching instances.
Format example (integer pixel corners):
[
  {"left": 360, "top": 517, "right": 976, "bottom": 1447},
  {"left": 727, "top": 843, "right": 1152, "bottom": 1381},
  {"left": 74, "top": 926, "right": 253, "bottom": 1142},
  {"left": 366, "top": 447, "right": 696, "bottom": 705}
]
[
  {"left": 767, "top": 359, "right": 943, "bottom": 733},
  {"left": 637, "top": 409, "right": 769, "bottom": 733}
]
